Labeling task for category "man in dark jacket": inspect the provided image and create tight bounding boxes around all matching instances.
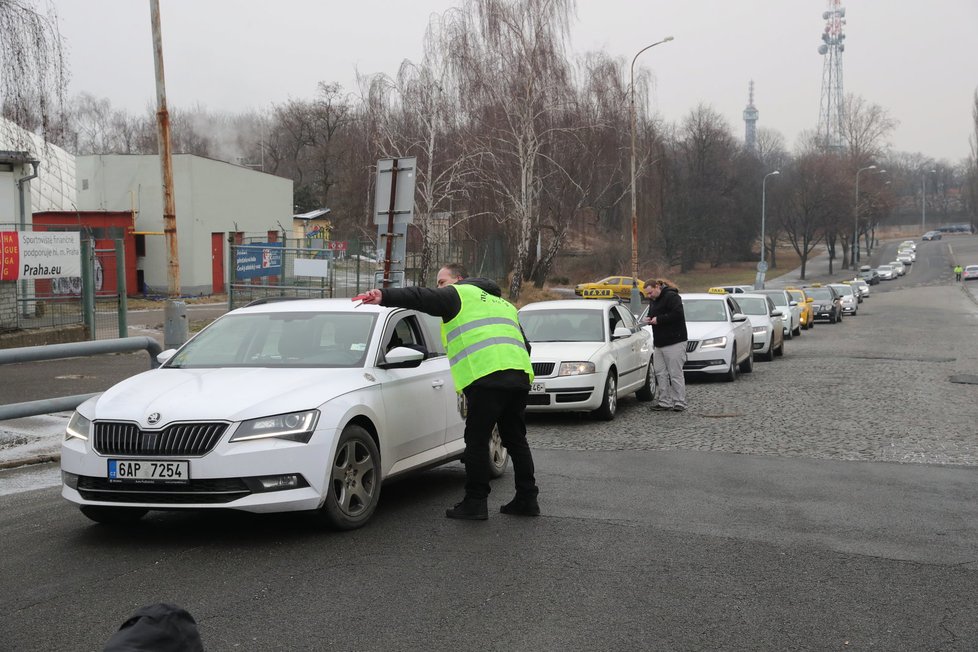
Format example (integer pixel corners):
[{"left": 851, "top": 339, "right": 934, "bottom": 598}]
[
  {"left": 642, "top": 278, "right": 689, "bottom": 412},
  {"left": 357, "top": 263, "right": 540, "bottom": 520}
]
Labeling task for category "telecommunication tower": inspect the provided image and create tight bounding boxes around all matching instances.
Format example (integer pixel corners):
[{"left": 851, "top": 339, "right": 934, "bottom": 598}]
[
  {"left": 743, "top": 80, "right": 758, "bottom": 153},
  {"left": 816, "top": 1, "right": 846, "bottom": 151}
]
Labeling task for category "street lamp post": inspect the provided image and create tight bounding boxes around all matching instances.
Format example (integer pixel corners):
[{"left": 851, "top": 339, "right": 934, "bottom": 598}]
[
  {"left": 852, "top": 165, "right": 877, "bottom": 268},
  {"left": 629, "top": 36, "right": 674, "bottom": 316},
  {"left": 756, "top": 170, "right": 780, "bottom": 290},
  {"left": 921, "top": 169, "right": 936, "bottom": 231}
]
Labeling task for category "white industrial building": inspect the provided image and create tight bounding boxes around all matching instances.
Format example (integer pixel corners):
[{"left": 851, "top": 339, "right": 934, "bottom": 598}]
[{"left": 76, "top": 154, "right": 293, "bottom": 295}]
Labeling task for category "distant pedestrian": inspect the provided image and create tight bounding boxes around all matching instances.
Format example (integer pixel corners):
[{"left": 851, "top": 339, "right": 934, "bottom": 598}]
[
  {"left": 642, "top": 278, "right": 688, "bottom": 412},
  {"left": 954, "top": 265, "right": 963, "bottom": 281}
]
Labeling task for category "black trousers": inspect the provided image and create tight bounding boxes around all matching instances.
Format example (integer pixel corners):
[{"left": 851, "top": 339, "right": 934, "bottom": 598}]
[{"left": 461, "top": 386, "right": 538, "bottom": 501}]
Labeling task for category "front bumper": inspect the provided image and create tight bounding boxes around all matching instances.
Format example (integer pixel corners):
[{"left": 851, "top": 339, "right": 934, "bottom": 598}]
[
  {"left": 684, "top": 342, "right": 733, "bottom": 373},
  {"left": 60, "top": 427, "right": 339, "bottom": 514},
  {"left": 525, "top": 374, "right": 599, "bottom": 412}
]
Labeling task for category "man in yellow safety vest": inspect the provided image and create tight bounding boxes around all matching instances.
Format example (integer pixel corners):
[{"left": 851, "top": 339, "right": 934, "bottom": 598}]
[{"left": 357, "top": 263, "right": 540, "bottom": 520}]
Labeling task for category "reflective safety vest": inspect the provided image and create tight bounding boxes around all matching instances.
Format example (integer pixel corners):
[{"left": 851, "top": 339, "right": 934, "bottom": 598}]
[{"left": 441, "top": 284, "right": 534, "bottom": 392}]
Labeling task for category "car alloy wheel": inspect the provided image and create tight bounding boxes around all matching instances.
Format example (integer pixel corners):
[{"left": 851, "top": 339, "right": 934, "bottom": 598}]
[
  {"left": 593, "top": 371, "right": 617, "bottom": 420},
  {"left": 635, "top": 360, "right": 656, "bottom": 401},
  {"left": 321, "top": 424, "right": 381, "bottom": 530},
  {"left": 488, "top": 425, "right": 509, "bottom": 479},
  {"left": 724, "top": 346, "right": 738, "bottom": 382}
]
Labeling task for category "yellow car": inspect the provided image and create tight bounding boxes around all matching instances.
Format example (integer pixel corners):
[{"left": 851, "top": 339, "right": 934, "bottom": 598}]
[
  {"left": 785, "top": 287, "right": 815, "bottom": 330},
  {"left": 574, "top": 276, "right": 645, "bottom": 300}
]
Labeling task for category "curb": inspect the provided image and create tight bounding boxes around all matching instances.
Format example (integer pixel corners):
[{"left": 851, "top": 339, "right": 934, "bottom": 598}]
[{"left": 0, "top": 452, "right": 61, "bottom": 470}]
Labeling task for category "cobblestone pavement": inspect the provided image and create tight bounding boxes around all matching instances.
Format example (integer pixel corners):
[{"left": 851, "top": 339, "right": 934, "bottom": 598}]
[{"left": 526, "top": 280, "right": 978, "bottom": 466}]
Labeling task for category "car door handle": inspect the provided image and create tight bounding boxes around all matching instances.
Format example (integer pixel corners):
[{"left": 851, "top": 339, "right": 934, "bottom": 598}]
[{"left": 431, "top": 380, "right": 445, "bottom": 389}]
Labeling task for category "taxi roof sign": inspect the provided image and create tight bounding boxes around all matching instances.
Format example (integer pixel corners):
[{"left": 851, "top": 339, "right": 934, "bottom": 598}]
[
  {"left": 707, "top": 287, "right": 729, "bottom": 294},
  {"left": 580, "top": 288, "right": 615, "bottom": 299}
]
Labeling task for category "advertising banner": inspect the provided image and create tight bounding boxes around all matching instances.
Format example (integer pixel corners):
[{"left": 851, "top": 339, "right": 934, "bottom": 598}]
[
  {"left": 1, "top": 231, "right": 82, "bottom": 281},
  {"left": 234, "top": 242, "right": 283, "bottom": 279}
]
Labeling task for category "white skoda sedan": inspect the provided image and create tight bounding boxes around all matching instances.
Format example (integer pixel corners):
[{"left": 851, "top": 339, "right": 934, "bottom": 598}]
[
  {"left": 61, "top": 299, "right": 507, "bottom": 530},
  {"left": 679, "top": 292, "right": 754, "bottom": 381},
  {"left": 518, "top": 300, "right": 654, "bottom": 420}
]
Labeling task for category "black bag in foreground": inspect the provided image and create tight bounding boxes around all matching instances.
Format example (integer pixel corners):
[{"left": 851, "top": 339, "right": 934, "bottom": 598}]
[{"left": 103, "top": 602, "right": 204, "bottom": 652}]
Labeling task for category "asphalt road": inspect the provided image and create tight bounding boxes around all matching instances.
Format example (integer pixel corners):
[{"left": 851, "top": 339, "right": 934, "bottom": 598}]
[{"left": 1, "top": 236, "right": 978, "bottom": 650}]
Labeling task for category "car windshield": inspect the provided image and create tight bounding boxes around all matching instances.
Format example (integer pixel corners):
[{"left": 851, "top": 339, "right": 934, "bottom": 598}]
[
  {"left": 878, "top": 265, "right": 892, "bottom": 271},
  {"left": 165, "top": 311, "right": 377, "bottom": 368},
  {"left": 806, "top": 288, "right": 834, "bottom": 301},
  {"left": 787, "top": 290, "right": 805, "bottom": 302},
  {"left": 519, "top": 309, "right": 605, "bottom": 342},
  {"left": 830, "top": 285, "right": 853, "bottom": 296},
  {"left": 683, "top": 299, "right": 728, "bottom": 322},
  {"left": 734, "top": 297, "right": 770, "bottom": 316},
  {"left": 760, "top": 291, "right": 787, "bottom": 306}
]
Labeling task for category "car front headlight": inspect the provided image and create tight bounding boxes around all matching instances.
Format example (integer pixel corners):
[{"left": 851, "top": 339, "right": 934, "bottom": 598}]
[
  {"left": 230, "top": 410, "right": 320, "bottom": 443},
  {"left": 700, "top": 336, "right": 727, "bottom": 349},
  {"left": 65, "top": 412, "right": 90, "bottom": 441},
  {"left": 752, "top": 326, "right": 767, "bottom": 334},
  {"left": 558, "top": 361, "right": 596, "bottom": 376}
]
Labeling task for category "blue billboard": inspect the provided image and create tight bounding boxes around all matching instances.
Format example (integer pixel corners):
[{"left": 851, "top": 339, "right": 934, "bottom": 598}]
[{"left": 235, "top": 242, "right": 283, "bottom": 279}]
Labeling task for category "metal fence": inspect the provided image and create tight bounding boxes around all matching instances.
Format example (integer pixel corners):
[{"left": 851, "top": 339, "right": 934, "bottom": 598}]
[
  {"left": 227, "top": 234, "right": 507, "bottom": 311},
  {"left": 1, "top": 225, "right": 127, "bottom": 340}
]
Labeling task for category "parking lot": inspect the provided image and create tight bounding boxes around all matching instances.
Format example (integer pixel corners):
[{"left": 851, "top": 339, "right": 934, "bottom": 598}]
[{"left": 2, "top": 236, "right": 978, "bottom": 649}]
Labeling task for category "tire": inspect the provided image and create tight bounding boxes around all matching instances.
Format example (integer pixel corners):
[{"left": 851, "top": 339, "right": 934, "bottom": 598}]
[
  {"left": 829, "top": 313, "right": 838, "bottom": 324},
  {"left": 775, "top": 338, "right": 785, "bottom": 357},
  {"left": 635, "top": 360, "right": 656, "bottom": 402},
  {"left": 79, "top": 506, "right": 148, "bottom": 525},
  {"left": 739, "top": 348, "right": 754, "bottom": 373},
  {"left": 784, "top": 325, "right": 793, "bottom": 340},
  {"left": 488, "top": 425, "right": 509, "bottom": 479},
  {"left": 762, "top": 342, "right": 775, "bottom": 362},
  {"left": 793, "top": 323, "right": 802, "bottom": 336},
  {"left": 724, "top": 346, "right": 738, "bottom": 382},
  {"left": 592, "top": 371, "right": 617, "bottom": 420},
  {"left": 319, "top": 424, "right": 381, "bottom": 530}
]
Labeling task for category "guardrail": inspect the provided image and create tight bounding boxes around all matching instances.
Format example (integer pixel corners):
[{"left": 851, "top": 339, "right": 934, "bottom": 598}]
[{"left": 0, "top": 337, "right": 163, "bottom": 421}]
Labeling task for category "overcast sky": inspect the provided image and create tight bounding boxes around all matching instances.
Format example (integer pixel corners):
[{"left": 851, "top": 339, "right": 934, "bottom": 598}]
[{"left": 52, "top": 0, "right": 977, "bottom": 163}]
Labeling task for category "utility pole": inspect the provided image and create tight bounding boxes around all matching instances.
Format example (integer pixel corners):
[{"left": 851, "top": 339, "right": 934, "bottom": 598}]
[{"left": 150, "top": 0, "right": 179, "bottom": 297}]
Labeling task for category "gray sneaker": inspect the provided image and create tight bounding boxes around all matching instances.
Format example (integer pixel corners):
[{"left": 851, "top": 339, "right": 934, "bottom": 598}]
[
  {"left": 651, "top": 404, "right": 673, "bottom": 411},
  {"left": 672, "top": 405, "right": 687, "bottom": 412}
]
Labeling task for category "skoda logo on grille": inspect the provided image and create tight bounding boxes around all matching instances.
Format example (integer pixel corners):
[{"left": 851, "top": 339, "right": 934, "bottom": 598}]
[{"left": 147, "top": 412, "right": 161, "bottom": 425}]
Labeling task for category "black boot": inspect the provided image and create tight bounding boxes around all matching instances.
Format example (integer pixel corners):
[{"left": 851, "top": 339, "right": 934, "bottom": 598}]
[
  {"left": 446, "top": 498, "right": 488, "bottom": 520},
  {"left": 500, "top": 495, "right": 540, "bottom": 517}
]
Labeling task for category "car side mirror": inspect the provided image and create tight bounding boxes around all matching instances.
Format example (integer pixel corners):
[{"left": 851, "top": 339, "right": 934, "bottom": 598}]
[
  {"left": 380, "top": 346, "right": 425, "bottom": 369},
  {"left": 732, "top": 313, "right": 748, "bottom": 322},
  {"left": 788, "top": 300, "right": 798, "bottom": 306},
  {"left": 771, "top": 310, "right": 783, "bottom": 318},
  {"left": 157, "top": 349, "right": 177, "bottom": 365},
  {"left": 612, "top": 325, "right": 632, "bottom": 340},
  {"left": 806, "top": 298, "right": 813, "bottom": 303}
]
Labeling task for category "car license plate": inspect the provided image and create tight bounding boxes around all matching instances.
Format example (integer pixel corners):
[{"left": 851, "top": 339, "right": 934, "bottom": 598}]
[
  {"left": 531, "top": 382, "right": 546, "bottom": 393},
  {"left": 108, "top": 459, "right": 189, "bottom": 484}
]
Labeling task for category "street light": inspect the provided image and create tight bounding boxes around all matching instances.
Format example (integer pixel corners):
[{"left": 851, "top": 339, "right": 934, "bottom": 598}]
[
  {"left": 852, "top": 165, "right": 882, "bottom": 267},
  {"left": 921, "top": 168, "right": 936, "bottom": 231},
  {"left": 629, "top": 36, "right": 674, "bottom": 316},
  {"left": 756, "top": 170, "right": 780, "bottom": 289}
]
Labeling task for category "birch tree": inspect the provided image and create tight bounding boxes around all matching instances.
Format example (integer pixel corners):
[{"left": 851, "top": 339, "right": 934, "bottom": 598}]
[{"left": 439, "top": 0, "right": 577, "bottom": 300}]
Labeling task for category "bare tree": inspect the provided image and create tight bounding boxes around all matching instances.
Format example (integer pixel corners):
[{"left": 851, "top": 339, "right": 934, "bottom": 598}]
[
  {"left": 841, "top": 94, "right": 897, "bottom": 164},
  {"left": 781, "top": 150, "right": 846, "bottom": 278},
  {"left": 440, "top": 0, "right": 577, "bottom": 300},
  {"left": 0, "top": 0, "right": 67, "bottom": 145}
]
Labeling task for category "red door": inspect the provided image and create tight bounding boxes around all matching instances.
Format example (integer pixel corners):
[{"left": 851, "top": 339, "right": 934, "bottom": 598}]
[{"left": 211, "top": 233, "right": 225, "bottom": 294}]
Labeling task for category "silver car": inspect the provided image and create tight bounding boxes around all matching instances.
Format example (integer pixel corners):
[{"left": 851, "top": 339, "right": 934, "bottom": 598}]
[
  {"left": 828, "top": 283, "right": 859, "bottom": 316},
  {"left": 732, "top": 294, "right": 784, "bottom": 362},
  {"left": 876, "top": 265, "right": 895, "bottom": 280},
  {"left": 756, "top": 289, "right": 802, "bottom": 339}
]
